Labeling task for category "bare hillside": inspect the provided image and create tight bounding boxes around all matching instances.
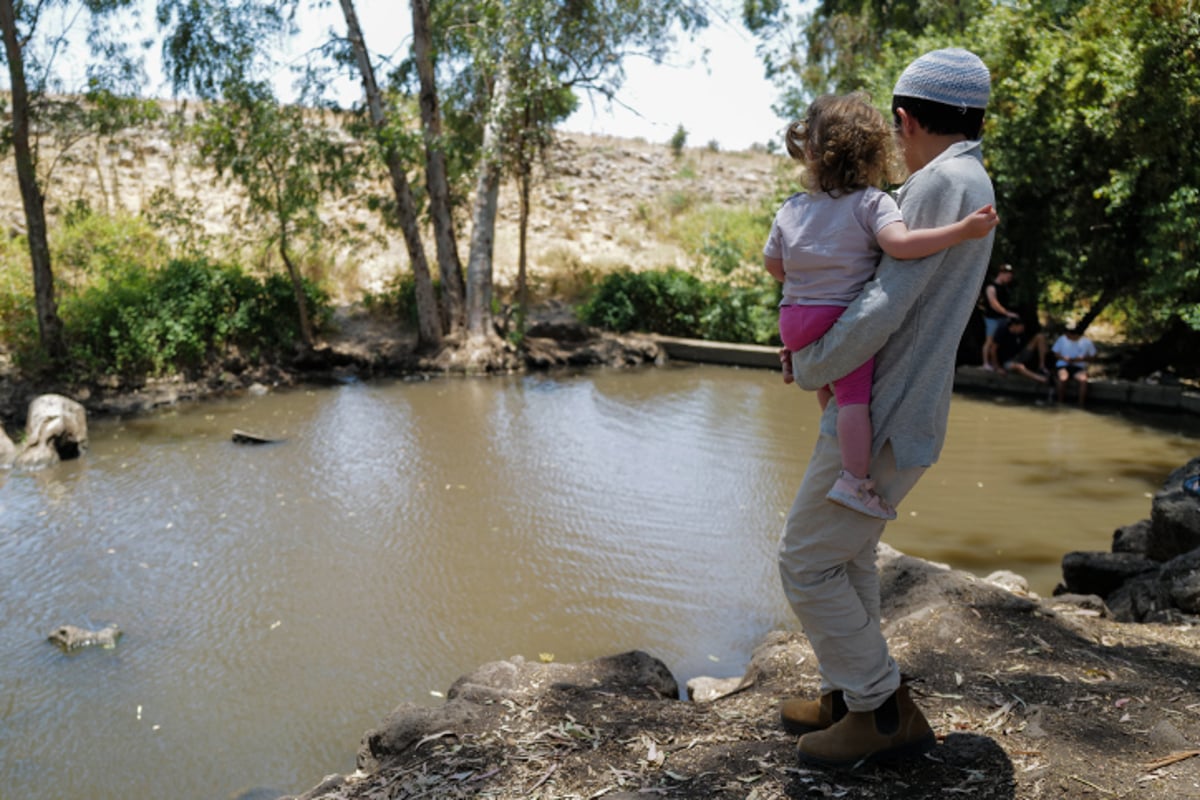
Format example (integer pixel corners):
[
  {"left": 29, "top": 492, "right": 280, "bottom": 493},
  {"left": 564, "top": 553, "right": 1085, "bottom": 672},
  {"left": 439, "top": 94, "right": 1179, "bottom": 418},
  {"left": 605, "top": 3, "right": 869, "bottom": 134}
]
[{"left": 0, "top": 119, "right": 782, "bottom": 301}]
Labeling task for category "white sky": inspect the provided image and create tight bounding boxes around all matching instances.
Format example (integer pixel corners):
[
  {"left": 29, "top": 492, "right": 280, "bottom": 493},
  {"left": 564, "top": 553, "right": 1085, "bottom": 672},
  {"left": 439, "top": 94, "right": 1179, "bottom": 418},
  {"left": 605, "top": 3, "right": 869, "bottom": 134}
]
[
  {"left": 274, "top": 2, "right": 787, "bottom": 153},
  {"left": 558, "top": 16, "right": 787, "bottom": 152},
  {"left": 44, "top": 1, "right": 786, "bottom": 153}
]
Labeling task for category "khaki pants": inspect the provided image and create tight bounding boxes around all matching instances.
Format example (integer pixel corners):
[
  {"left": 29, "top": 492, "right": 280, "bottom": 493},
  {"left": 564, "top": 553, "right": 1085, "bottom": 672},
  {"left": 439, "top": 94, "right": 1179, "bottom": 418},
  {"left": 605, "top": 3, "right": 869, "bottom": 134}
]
[{"left": 777, "top": 435, "right": 925, "bottom": 712}]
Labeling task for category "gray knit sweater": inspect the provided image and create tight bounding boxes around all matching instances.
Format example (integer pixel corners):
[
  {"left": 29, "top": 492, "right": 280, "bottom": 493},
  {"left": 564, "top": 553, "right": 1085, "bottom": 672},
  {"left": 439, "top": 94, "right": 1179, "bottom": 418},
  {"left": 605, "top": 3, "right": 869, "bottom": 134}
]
[{"left": 791, "top": 139, "right": 996, "bottom": 471}]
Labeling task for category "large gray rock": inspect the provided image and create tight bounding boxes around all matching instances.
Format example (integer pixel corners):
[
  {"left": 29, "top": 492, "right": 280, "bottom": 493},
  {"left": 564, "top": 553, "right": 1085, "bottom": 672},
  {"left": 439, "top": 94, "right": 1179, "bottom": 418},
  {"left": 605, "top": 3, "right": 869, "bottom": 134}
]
[
  {"left": 14, "top": 394, "right": 88, "bottom": 470},
  {"left": 1059, "top": 551, "right": 1160, "bottom": 598},
  {"left": 1146, "top": 458, "right": 1200, "bottom": 561},
  {"left": 1112, "top": 518, "right": 1152, "bottom": 555},
  {"left": 1106, "top": 576, "right": 1175, "bottom": 623},
  {"left": 1162, "top": 548, "right": 1200, "bottom": 613}
]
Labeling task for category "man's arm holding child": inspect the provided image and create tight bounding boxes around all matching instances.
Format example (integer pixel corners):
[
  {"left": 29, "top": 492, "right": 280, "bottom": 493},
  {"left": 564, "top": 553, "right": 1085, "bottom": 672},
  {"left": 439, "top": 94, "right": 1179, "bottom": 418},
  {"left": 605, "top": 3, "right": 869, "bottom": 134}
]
[{"left": 791, "top": 173, "right": 978, "bottom": 390}]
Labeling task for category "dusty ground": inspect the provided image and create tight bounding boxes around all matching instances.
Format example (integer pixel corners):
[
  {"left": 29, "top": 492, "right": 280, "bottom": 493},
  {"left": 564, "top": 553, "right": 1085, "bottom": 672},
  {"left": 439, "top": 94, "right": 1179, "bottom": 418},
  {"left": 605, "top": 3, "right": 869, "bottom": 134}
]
[{"left": 292, "top": 546, "right": 1200, "bottom": 800}]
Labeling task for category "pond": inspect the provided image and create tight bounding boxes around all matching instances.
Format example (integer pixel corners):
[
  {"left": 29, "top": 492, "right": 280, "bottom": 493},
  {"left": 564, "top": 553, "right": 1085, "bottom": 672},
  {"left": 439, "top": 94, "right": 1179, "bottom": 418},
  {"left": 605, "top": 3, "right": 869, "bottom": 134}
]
[{"left": 2, "top": 364, "right": 1196, "bottom": 800}]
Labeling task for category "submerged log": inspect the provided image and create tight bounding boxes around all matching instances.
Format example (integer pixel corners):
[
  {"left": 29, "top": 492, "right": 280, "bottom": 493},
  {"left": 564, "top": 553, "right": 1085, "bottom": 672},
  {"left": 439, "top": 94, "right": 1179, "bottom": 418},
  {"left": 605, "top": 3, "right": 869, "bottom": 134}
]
[{"left": 232, "top": 429, "right": 284, "bottom": 445}]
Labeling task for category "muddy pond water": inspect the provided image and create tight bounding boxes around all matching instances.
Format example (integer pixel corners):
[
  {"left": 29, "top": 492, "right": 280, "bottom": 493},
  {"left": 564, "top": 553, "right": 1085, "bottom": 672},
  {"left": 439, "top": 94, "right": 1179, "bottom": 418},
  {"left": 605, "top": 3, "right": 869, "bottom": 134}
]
[{"left": 2, "top": 363, "right": 1197, "bottom": 800}]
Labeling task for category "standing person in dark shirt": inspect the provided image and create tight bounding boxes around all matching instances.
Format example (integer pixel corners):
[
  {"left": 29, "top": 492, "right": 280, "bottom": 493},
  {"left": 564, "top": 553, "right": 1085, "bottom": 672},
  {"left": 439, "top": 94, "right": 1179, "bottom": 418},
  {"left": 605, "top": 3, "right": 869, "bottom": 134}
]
[{"left": 981, "top": 263, "right": 1018, "bottom": 370}]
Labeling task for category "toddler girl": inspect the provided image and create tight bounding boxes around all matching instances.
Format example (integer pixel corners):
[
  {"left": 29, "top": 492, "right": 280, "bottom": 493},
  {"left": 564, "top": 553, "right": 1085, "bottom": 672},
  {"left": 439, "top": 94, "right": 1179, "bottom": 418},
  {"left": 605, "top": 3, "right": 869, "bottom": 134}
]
[{"left": 764, "top": 92, "right": 998, "bottom": 519}]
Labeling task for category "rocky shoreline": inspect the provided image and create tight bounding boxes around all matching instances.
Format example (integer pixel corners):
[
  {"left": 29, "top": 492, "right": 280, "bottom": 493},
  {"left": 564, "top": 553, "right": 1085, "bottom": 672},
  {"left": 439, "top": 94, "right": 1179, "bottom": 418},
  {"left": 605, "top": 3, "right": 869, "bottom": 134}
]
[{"left": 0, "top": 304, "right": 662, "bottom": 432}]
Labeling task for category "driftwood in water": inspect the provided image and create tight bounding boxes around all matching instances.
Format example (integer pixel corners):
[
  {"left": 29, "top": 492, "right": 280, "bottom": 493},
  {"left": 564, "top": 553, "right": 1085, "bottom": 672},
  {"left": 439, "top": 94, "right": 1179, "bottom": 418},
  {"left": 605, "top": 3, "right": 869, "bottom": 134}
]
[{"left": 232, "top": 429, "right": 285, "bottom": 445}]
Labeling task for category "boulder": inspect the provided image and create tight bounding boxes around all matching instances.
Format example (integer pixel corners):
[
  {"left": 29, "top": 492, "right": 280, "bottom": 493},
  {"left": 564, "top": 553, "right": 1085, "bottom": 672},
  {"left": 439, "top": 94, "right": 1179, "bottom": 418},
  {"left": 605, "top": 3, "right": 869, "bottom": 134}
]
[
  {"left": 1161, "top": 548, "right": 1200, "bottom": 614},
  {"left": 984, "top": 570, "right": 1031, "bottom": 595},
  {"left": 686, "top": 675, "right": 746, "bottom": 703},
  {"left": 1106, "top": 576, "right": 1175, "bottom": 623},
  {"left": 1058, "top": 551, "right": 1160, "bottom": 598},
  {"left": 1112, "top": 518, "right": 1152, "bottom": 555},
  {"left": 357, "top": 650, "right": 677, "bottom": 775},
  {"left": 1146, "top": 457, "right": 1200, "bottom": 561},
  {"left": 14, "top": 394, "right": 88, "bottom": 470}
]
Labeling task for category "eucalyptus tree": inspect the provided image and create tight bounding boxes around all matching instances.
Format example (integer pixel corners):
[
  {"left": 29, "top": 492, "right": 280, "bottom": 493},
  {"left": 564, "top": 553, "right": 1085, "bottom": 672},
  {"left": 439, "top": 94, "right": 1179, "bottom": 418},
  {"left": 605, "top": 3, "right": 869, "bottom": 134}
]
[
  {"left": 191, "top": 79, "right": 358, "bottom": 350},
  {"left": 411, "top": 0, "right": 466, "bottom": 336},
  {"left": 337, "top": 0, "right": 443, "bottom": 351},
  {"left": 424, "top": 0, "right": 711, "bottom": 343},
  {"left": 156, "top": 0, "right": 299, "bottom": 100},
  {"left": 0, "top": 0, "right": 145, "bottom": 361}
]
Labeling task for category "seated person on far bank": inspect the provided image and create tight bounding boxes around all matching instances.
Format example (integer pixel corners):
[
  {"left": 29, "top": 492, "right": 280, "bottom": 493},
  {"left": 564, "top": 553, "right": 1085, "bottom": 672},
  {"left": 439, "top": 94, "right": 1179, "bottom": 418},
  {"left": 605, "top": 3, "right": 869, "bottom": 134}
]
[
  {"left": 995, "top": 316, "right": 1049, "bottom": 383},
  {"left": 1053, "top": 326, "right": 1097, "bottom": 405}
]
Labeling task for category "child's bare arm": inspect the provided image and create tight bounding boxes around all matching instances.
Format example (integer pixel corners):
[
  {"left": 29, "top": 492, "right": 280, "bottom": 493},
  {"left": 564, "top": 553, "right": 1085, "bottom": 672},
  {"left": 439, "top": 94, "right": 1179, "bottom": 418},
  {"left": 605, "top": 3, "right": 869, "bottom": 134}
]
[{"left": 876, "top": 204, "right": 998, "bottom": 261}]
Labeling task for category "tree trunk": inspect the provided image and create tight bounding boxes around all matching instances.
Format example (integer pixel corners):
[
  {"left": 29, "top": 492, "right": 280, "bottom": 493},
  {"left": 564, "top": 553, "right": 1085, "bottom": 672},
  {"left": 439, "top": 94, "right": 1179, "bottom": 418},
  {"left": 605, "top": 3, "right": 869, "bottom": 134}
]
[
  {"left": 0, "top": 0, "right": 65, "bottom": 361},
  {"left": 465, "top": 73, "right": 509, "bottom": 341},
  {"left": 411, "top": 0, "right": 465, "bottom": 335},
  {"left": 515, "top": 162, "right": 531, "bottom": 340},
  {"left": 338, "top": 0, "right": 442, "bottom": 351},
  {"left": 278, "top": 223, "right": 314, "bottom": 349},
  {"left": 1076, "top": 284, "right": 1119, "bottom": 334}
]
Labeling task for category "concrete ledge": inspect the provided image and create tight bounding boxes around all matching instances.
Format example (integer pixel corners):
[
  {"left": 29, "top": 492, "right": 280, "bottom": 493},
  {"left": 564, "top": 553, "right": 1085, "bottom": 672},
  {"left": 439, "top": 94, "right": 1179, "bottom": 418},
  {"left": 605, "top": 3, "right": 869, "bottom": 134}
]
[
  {"left": 655, "top": 336, "right": 779, "bottom": 370},
  {"left": 655, "top": 335, "right": 1199, "bottom": 416}
]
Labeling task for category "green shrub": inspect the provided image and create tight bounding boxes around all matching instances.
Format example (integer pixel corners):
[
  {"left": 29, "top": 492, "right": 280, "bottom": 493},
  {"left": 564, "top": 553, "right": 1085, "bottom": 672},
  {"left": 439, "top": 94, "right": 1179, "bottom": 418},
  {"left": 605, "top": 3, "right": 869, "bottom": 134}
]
[
  {"left": 580, "top": 267, "right": 781, "bottom": 345},
  {"left": 580, "top": 268, "right": 703, "bottom": 337},
  {"left": 61, "top": 257, "right": 329, "bottom": 377},
  {"left": 363, "top": 273, "right": 438, "bottom": 329},
  {"left": 0, "top": 237, "right": 38, "bottom": 358},
  {"left": 54, "top": 201, "right": 168, "bottom": 281}
]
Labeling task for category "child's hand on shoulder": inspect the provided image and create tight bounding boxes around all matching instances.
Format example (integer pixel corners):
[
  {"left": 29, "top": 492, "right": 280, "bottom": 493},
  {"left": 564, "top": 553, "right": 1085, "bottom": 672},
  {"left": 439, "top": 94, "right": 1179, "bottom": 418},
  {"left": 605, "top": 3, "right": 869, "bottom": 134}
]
[{"left": 964, "top": 204, "right": 1000, "bottom": 238}]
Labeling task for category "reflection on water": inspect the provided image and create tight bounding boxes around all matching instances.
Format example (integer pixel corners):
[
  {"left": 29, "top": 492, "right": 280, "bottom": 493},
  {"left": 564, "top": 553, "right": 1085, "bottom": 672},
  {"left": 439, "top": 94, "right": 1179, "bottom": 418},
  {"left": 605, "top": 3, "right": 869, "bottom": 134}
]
[{"left": 1, "top": 364, "right": 1196, "bottom": 800}]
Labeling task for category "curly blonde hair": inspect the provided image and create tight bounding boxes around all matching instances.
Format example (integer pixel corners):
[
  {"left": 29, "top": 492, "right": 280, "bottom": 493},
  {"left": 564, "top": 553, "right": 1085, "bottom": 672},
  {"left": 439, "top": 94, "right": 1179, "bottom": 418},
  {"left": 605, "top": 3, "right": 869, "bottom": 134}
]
[{"left": 785, "top": 92, "right": 896, "bottom": 196}]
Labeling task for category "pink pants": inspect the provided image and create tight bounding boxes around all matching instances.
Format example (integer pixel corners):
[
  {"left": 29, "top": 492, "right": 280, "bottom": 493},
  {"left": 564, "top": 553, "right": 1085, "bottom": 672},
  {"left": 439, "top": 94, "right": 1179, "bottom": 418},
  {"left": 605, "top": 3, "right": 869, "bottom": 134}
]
[{"left": 779, "top": 304, "right": 873, "bottom": 406}]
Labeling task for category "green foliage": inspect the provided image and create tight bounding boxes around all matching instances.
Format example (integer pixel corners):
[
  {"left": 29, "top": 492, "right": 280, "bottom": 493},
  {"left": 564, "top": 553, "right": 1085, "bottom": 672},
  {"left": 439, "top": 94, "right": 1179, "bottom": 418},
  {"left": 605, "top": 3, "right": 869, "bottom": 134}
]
[
  {"left": 744, "top": 0, "right": 996, "bottom": 115},
  {"left": 580, "top": 267, "right": 779, "bottom": 345},
  {"left": 60, "top": 257, "right": 329, "bottom": 378},
  {"left": 191, "top": 78, "right": 358, "bottom": 344},
  {"left": 672, "top": 203, "right": 774, "bottom": 277},
  {"left": 0, "top": 238, "right": 38, "bottom": 358},
  {"left": 193, "top": 79, "right": 358, "bottom": 241},
  {"left": 143, "top": 187, "right": 214, "bottom": 256},
  {"left": 157, "top": 0, "right": 299, "bottom": 100},
  {"left": 0, "top": 206, "right": 169, "bottom": 365},
  {"left": 746, "top": 0, "right": 1200, "bottom": 342},
  {"left": 975, "top": 0, "right": 1200, "bottom": 334},
  {"left": 363, "top": 273, "right": 430, "bottom": 329},
  {"left": 52, "top": 202, "right": 169, "bottom": 281}
]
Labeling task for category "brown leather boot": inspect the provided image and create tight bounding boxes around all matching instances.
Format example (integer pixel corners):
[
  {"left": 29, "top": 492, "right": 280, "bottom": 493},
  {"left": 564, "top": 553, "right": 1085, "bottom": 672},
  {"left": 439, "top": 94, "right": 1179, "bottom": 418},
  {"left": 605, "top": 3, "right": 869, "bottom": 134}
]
[
  {"left": 780, "top": 689, "right": 847, "bottom": 734},
  {"left": 796, "top": 685, "right": 935, "bottom": 768}
]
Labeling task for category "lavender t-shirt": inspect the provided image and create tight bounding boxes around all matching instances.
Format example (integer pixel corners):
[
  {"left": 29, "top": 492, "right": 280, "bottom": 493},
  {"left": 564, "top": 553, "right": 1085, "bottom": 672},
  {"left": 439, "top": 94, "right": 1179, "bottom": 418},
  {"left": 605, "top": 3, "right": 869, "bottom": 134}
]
[{"left": 764, "top": 187, "right": 903, "bottom": 307}]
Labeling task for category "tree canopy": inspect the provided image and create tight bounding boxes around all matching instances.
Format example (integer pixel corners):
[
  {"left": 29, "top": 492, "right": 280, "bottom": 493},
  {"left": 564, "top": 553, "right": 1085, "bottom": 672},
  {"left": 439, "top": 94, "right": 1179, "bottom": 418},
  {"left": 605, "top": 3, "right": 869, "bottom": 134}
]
[{"left": 745, "top": 0, "right": 1200, "bottom": 340}]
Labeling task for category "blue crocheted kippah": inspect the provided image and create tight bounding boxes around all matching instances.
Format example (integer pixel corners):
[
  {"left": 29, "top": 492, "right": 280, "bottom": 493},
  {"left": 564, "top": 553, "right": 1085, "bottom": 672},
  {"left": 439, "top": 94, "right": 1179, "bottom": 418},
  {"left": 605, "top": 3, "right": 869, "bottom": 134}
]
[{"left": 893, "top": 48, "right": 991, "bottom": 110}]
